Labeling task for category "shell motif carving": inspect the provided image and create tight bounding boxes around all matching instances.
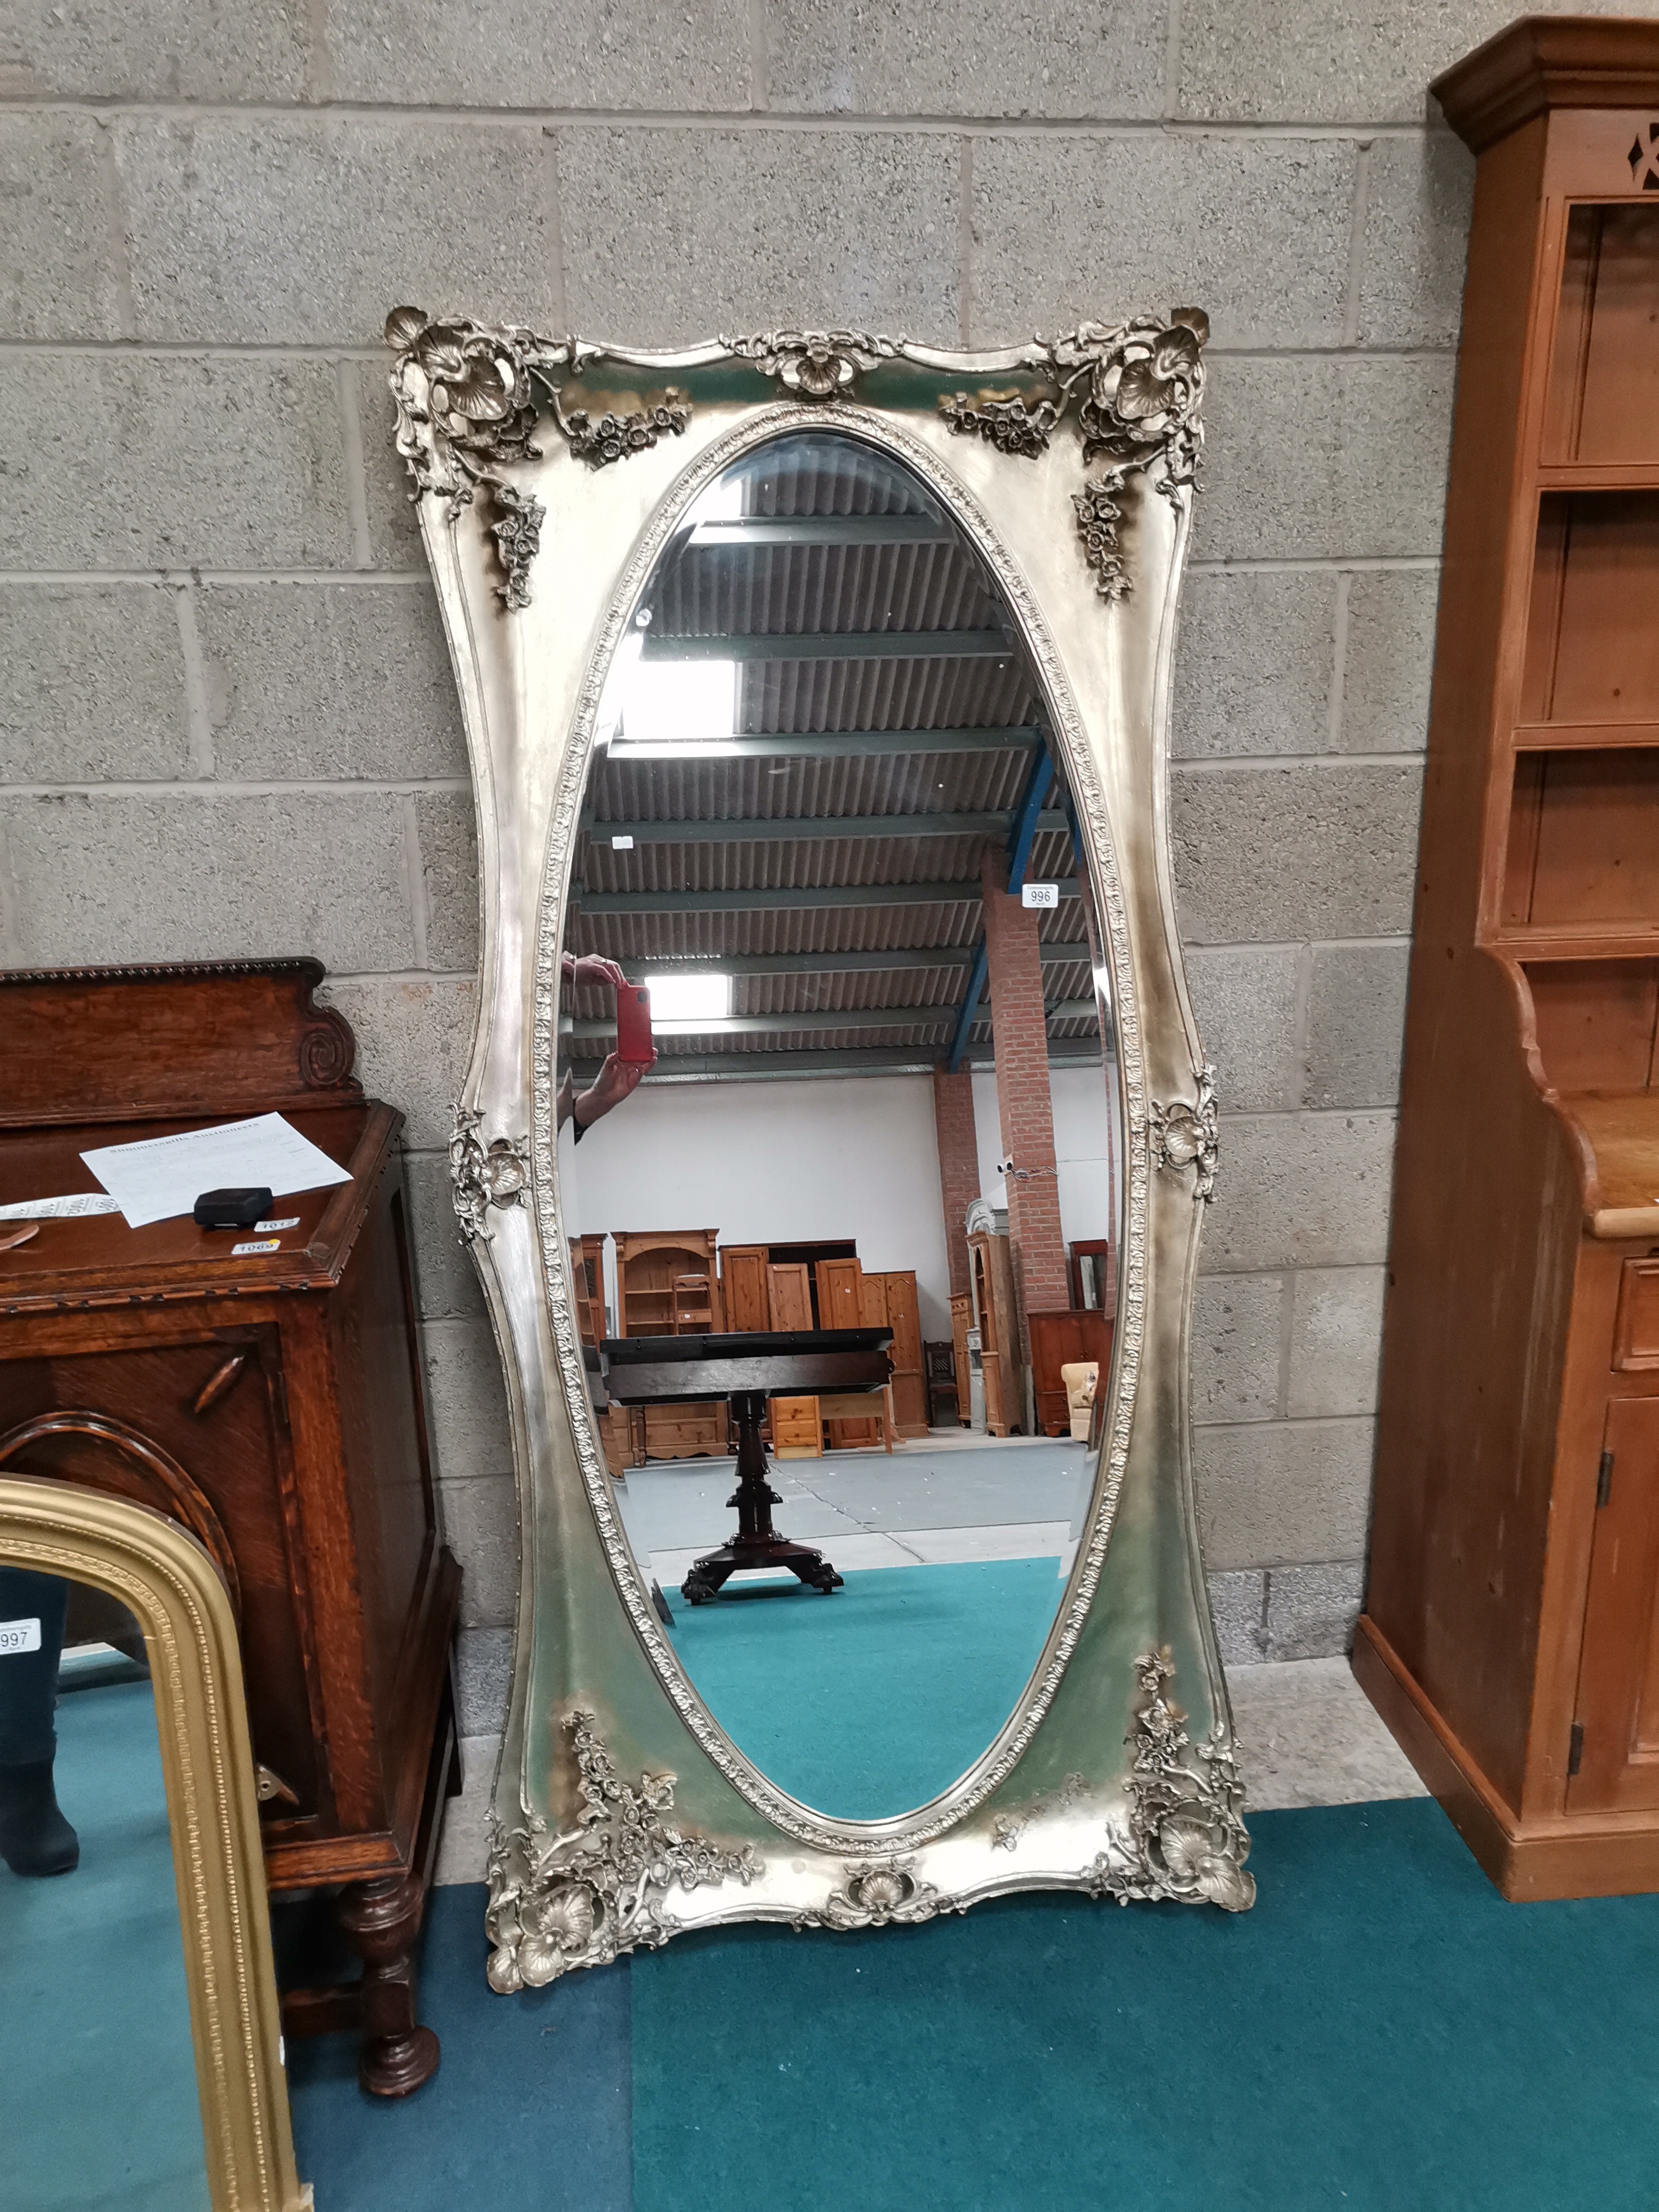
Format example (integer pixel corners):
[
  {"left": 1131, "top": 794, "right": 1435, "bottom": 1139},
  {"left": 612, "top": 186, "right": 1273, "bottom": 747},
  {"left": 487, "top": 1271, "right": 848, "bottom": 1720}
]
[
  {"left": 940, "top": 309, "right": 1209, "bottom": 599},
  {"left": 486, "top": 1710, "right": 759, "bottom": 1991},
  {"left": 1148, "top": 1063, "right": 1219, "bottom": 1203},
  {"left": 1087, "top": 1651, "right": 1255, "bottom": 1913},
  {"left": 793, "top": 1856, "right": 953, "bottom": 1932},
  {"left": 384, "top": 306, "right": 691, "bottom": 607},
  {"left": 448, "top": 1108, "right": 531, "bottom": 1243}
]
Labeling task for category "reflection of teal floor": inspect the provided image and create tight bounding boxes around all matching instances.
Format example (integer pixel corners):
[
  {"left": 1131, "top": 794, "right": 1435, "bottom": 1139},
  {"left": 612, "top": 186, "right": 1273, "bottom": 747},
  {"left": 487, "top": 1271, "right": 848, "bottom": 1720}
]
[
  {"left": 0, "top": 1679, "right": 208, "bottom": 2212},
  {"left": 667, "top": 1558, "right": 1061, "bottom": 1820}
]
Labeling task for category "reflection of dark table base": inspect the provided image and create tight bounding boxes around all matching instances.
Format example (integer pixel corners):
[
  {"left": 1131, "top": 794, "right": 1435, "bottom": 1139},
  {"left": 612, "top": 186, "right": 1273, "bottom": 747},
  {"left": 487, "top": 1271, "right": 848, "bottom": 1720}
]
[{"left": 680, "top": 1391, "right": 843, "bottom": 1603}]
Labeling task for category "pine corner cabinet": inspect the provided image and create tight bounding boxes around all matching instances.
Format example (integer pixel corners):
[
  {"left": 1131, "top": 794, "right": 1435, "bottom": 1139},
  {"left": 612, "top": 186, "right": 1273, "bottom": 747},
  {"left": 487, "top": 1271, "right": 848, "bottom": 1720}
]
[
  {"left": 0, "top": 961, "right": 460, "bottom": 2089},
  {"left": 1358, "top": 18, "right": 1659, "bottom": 1900}
]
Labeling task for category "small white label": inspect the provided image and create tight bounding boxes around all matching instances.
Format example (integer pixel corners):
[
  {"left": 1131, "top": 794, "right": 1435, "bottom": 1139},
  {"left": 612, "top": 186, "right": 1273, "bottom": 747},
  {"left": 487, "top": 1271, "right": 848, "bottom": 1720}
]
[
  {"left": 232, "top": 1239, "right": 281, "bottom": 1256},
  {"left": 611, "top": 834, "right": 634, "bottom": 850},
  {"left": 1020, "top": 881, "right": 1060, "bottom": 910},
  {"left": 0, "top": 1618, "right": 43, "bottom": 1656},
  {"left": 255, "top": 1217, "right": 300, "bottom": 1233}
]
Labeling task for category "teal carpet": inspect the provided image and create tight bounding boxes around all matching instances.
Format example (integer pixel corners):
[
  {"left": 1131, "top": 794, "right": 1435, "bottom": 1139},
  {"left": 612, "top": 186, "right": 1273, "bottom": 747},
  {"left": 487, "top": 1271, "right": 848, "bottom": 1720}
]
[
  {"left": 0, "top": 1679, "right": 208, "bottom": 2212},
  {"left": 665, "top": 1557, "right": 1062, "bottom": 1819},
  {"left": 285, "top": 1800, "right": 1659, "bottom": 2212}
]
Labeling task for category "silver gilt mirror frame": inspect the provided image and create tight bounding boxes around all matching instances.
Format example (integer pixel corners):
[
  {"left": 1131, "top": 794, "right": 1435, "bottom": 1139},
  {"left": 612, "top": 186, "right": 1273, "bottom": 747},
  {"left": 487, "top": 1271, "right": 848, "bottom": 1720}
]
[{"left": 386, "top": 306, "right": 1253, "bottom": 1990}]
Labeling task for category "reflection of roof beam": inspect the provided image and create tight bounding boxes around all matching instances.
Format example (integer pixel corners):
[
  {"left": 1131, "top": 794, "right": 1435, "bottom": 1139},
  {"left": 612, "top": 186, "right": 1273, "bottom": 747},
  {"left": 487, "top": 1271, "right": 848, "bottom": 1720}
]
[
  {"left": 685, "top": 517, "right": 952, "bottom": 548},
  {"left": 564, "top": 1046, "right": 1105, "bottom": 1082},
  {"left": 640, "top": 630, "right": 1013, "bottom": 663},
  {"left": 562, "top": 999, "right": 1098, "bottom": 1040},
  {"left": 604, "top": 726, "right": 1040, "bottom": 761},
  {"left": 575, "top": 879, "right": 1079, "bottom": 915},
  {"left": 585, "top": 810, "right": 1071, "bottom": 844},
  {"left": 597, "top": 945, "right": 1089, "bottom": 978}
]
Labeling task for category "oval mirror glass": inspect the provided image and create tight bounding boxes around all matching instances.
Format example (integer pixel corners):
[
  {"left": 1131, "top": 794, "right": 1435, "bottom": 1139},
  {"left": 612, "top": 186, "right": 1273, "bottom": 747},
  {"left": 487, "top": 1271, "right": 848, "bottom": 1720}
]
[{"left": 555, "top": 427, "right": 1122, "bottom": 1822}]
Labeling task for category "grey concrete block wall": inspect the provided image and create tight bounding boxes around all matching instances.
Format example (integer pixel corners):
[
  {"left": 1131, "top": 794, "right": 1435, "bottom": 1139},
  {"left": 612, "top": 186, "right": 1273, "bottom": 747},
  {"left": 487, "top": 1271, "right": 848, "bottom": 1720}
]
[{"left": 9, "top": 0, "right": 1637, "bottom": 1741}]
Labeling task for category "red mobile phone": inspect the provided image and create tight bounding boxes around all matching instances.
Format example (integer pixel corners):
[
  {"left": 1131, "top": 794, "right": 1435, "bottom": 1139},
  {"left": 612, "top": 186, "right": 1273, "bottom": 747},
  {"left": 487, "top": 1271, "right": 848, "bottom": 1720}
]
[{"left": 614, "top": 982, "right": 657, "bottom": 1067}]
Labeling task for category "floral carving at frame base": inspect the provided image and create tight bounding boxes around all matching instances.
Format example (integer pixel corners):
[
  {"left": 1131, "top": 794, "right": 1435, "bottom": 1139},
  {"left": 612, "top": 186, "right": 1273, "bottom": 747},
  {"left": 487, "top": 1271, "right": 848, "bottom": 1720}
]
[
  {"left": 1088, "top": 1652, "right": 1255, "bottom": 1913},
  {"left": 486, "top": 1710, "right": 760, "bottom": 1991}
]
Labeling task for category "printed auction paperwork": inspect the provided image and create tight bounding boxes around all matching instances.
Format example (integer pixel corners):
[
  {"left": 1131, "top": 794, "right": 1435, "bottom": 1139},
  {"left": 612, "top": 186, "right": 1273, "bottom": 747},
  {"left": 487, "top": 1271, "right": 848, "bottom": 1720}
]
[{"left": 80, "top": 1112, "right": 352, "bottom": 1229}]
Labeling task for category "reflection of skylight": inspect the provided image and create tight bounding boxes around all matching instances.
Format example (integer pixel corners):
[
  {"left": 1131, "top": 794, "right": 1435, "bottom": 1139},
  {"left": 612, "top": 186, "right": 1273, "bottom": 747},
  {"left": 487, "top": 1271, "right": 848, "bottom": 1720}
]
[
  {"left": 617, "top": 655, "right": 738, "bottom": 747},
  {"left": 643, "top": 971, "right": 732, "bottom": 1028}
]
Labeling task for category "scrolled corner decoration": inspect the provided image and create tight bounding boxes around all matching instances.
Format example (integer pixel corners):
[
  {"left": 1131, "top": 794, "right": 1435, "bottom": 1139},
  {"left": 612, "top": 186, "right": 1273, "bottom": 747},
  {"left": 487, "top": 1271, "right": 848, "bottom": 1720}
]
[
  {"left": 723, "top": 327, "right": 902, "bottom": 400},
  {"left": 794, "top": 1858, "right": 952, "bottom": 1933},
  {"left": 940, "top": 308, "right": 1209, "bottom": 601},
  {"left": 448, "top": 1107, "right": 531, "bottom": 1243},
  {"left": 1088, "top": 1652, "right": 1255, "bottom": 1914},
  {"left": 484, "top": 1709, "right": 759, "bottom": 1991},
  {"left": 1149, "top": 1062, "right": 1219, "bottom": 1203},
  {"left": 383, "top": 305, "right": 691, "bottom": 606}
]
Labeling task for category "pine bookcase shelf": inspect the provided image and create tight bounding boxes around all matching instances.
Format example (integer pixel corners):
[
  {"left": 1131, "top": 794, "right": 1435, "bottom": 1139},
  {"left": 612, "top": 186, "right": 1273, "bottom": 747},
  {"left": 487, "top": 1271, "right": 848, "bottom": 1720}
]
[{"left": 1359, "top": 17, "right": 1659, "bottom": 1900}]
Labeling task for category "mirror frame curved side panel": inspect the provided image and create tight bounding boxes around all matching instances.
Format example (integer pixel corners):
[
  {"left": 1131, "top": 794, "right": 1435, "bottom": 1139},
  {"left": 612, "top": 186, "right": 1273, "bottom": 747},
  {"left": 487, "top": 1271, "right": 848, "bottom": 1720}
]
[
  {"left": 390, "top": 311, "right": 1253, "bottom": 1978},
  {"left": 0, "top": 1475, "right": 310, "bottom": 2212}
]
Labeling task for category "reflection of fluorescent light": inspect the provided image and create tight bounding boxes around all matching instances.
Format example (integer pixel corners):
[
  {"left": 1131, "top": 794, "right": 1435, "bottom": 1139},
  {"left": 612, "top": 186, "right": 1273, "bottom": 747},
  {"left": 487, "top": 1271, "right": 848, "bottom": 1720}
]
[
  {"left": 643, "top": 971, "right": 732, "bottom": 1027},
  {"left": 617, "top": 655, "right": 738, "bottom": 749},
  {"left": 1092, "top": 966, "right": 1113, "bottom": 998}
]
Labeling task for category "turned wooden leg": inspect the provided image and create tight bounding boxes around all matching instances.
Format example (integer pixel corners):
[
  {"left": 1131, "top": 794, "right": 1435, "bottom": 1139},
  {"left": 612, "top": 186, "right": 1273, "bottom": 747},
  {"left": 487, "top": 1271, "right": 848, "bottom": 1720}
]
[{"left": 336, "top": 1872, "right": 440, "bottom": 2098}]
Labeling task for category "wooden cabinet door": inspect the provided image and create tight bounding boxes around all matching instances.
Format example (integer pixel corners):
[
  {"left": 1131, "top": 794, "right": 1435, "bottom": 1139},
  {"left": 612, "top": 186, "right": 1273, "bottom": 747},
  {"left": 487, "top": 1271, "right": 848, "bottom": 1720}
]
[
  {"left": 720, "top": 1245, "right": 771, "bottom": 1333},
  {"left": 950, "top": 1293, "right": 973, "bottom": 1427},
  {"left": 1570, "top": 1394, "right": 1659, "bottom": 1812},
  {"left": 828, "top": 1268, "right": 884, "bottom": 1446},
  {"left": 877, "top": 1270, "right": 928, "bottom": 1434},
  {"left": 767, "top": 1262, "right": 812, "bottom": 1332},
  {"left": 816, "top": 1257, "right": 862, "bottom": 1329}
]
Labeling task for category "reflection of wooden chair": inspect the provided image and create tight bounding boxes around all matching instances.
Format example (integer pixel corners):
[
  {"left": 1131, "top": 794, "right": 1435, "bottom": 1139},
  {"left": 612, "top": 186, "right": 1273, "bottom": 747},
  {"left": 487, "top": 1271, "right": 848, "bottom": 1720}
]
[{"left": 1060, "top": 1362, "right": 1099, "bottom": 1443}]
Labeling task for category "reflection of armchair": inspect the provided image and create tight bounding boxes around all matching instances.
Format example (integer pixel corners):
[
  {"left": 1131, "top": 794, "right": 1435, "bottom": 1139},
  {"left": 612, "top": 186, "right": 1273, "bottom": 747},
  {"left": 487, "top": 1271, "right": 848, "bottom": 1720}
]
[{"left": 1060, "top": 1362, "right": 1099, "bottom": 1444}]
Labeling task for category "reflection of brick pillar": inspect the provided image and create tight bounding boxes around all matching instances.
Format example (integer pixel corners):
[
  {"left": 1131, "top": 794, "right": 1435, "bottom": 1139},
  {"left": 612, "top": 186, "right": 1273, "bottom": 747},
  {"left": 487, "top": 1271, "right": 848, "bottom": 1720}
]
[
  {"left": 932, "top": 1068, "right": 978, "bottom": 1299},
  {"left": 980, "top": 846, "right": 1069, "bottom": 1368}
]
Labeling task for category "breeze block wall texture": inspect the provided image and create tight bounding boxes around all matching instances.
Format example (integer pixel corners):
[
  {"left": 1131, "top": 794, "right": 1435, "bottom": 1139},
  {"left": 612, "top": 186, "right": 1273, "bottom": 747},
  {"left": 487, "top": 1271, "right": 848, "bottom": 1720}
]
[{"left": 5, "top": 1, "right": 1644, "bottom": 1841}]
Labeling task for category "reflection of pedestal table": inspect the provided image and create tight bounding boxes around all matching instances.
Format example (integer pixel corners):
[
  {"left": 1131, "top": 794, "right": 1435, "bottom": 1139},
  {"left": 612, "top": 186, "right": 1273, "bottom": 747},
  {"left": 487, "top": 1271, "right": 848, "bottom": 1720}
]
[{"left": 600, "top": 1329, "right": 893, "bottom": 1603}]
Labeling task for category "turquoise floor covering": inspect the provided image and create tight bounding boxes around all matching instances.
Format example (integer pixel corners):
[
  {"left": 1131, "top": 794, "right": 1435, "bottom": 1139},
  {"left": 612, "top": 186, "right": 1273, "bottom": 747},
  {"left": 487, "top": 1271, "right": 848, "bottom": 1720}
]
[
  {"left": 665, "top": 1557, "right": 1063, "bottom": 1818},
  {"left": 286, "top": 1799, "right": 1659, "bottom": 2212},
  {"left": 0, "top": 1679, "right": 208, "bottom": 2212}
]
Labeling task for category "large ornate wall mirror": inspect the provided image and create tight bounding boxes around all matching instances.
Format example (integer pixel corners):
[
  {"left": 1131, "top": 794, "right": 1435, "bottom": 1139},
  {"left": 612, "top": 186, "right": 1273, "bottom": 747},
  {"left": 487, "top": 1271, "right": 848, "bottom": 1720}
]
[
  {"left": 387, "top": 307, "right": 1251, "bottom": 1985},
  {"left": 0, "top": 1475, "right": 308, "bottom": 2211}
]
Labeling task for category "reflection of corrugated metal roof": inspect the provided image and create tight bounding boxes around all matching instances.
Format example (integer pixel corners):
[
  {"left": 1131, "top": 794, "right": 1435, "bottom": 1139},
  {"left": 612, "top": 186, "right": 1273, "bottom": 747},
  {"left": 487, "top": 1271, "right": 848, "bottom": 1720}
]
[{"left": 564, "top": 426, "right": 1107, "bottom": 1079}]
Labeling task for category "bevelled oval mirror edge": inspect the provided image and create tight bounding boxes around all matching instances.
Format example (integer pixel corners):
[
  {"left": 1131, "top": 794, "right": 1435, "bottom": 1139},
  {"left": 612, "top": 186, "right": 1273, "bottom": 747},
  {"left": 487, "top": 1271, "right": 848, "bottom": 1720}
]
[
  {"left": 535, "top": 413, "right": 1146, "bottom": 1847},
  {"left": 0, "top": 1473, "right": 311, "bottom": 2212},
  {"left": 389, "top": 310, "right": 1251, "bottom": 1990}
]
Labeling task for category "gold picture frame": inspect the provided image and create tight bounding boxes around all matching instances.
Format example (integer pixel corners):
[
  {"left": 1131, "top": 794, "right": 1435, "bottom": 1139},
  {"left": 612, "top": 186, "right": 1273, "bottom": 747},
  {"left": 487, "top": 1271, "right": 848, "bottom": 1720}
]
[{"left": 0, "top": 1474, "right": 310, "bottom": 2212}]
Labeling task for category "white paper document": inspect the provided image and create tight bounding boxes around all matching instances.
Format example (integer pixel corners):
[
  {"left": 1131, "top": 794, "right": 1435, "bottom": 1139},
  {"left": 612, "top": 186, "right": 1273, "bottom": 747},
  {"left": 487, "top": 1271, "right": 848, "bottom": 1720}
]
[
  {"left": 0, "top": 1193, "right": 123, "bottom": 1222},
  {"left": 80, "top": 1112, "right": 352, "bottom": 1229}
]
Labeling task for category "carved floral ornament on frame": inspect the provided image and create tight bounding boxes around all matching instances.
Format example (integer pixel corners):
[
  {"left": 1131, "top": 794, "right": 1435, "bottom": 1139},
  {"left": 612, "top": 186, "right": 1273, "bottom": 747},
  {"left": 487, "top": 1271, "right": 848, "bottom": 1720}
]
[
  {"left": 387, "top": 302, "right": 1249, "bottom": 1990},
  {"left": 383, "top": 305, "right": 1209, "bottom": 611}
]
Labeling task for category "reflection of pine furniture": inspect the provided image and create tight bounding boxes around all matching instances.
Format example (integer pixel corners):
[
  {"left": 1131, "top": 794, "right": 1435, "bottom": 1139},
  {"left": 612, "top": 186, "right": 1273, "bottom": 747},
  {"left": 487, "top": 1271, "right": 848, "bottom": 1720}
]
[
  {"left": 768, "top": 1262, "right": 813, "bottom": 1331},
  {"left": 966, "top": 1202, "right": 1019, "bottom": 1435},
  {"left": 1028, "top": 1310, "right": 1114, "bottom": 1438},
  {"left": 0, "top": 961, "right": 459, "bottom": 2095},
  {"left": 949, "top": 1293, "right": 974, "bottom": 1427},
  {"left": 612, "top": 1229, "right": 727, "bottom": 1459},
  {"left": 1359, "top": 20, "right": 1659, "bottom": 1900},
  {"left": 602, "top": 1330, "right": 893, "bottom": 1600}
]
